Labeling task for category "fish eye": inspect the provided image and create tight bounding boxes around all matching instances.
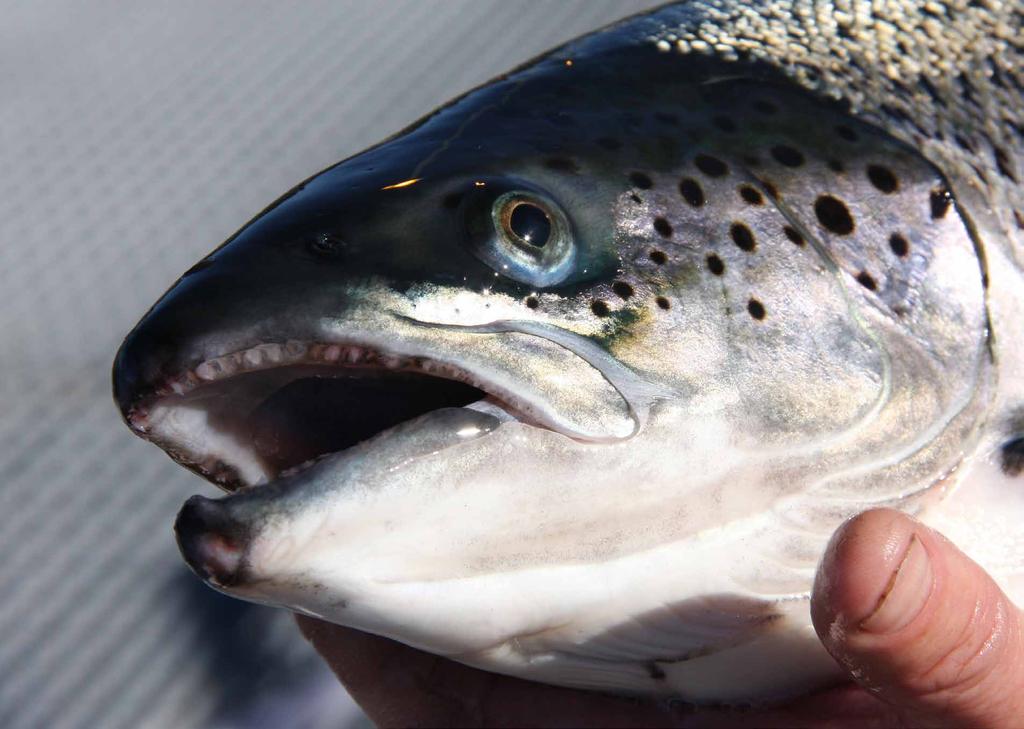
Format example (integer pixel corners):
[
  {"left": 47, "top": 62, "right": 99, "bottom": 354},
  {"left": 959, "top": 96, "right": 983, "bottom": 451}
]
[
  {"left": 461, "top": 185, "right": 575, "bottom": 288},
  {"left": 505, "top": 201, "right": 551, "bottom": 248}
]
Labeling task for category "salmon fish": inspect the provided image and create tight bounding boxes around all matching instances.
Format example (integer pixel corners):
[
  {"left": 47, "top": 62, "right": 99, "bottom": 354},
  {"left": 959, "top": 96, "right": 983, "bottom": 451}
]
[{"left": 113, "top": 0, "right": 1024, "bottom": 703}]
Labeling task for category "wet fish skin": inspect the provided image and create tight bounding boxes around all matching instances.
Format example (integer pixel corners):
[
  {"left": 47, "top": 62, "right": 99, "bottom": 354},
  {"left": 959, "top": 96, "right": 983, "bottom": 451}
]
[{"left": 113, "top": 1, "right": 1024, "bottom": 703}]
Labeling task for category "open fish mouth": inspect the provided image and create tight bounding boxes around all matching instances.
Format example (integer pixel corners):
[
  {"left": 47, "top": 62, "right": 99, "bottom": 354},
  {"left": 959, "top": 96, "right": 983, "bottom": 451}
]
[{"left": 124, "top": 338, "right": 538, "bottom": 491}]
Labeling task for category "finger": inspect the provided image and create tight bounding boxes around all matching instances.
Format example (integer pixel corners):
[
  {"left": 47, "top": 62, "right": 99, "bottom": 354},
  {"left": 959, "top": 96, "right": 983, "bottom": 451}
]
[
  {"left": 297, "top": 616, "right": 684, "bottom": 727},
  {"left": 298, "top": 617, "right": 903, "bottom": 728},
  {"left": 811, "top": 508, "right": 1024, "bottom": 728}
]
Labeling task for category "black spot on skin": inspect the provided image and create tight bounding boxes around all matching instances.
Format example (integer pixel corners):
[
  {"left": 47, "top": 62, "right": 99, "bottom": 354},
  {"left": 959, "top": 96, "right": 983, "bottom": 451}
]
[
  {"left": 630, "top": 172, "right": 653, "bottom": 189},
  {"left": 753, "top": 100, "right": 778, "bottom": 114},
  {"left": 630, "top": 193, "right": 642, "bottom": 204},
  {"left": 694, "top": 154, "right": 728, "bottom": 178},
  {"left": 649, "top": 250, "right": 668, "bottom": 265},
  {"left": 747, "top": 298, "right": 766, "bottom": 320},
  {"left": 653, "top": 217, "right": 673, "bottom": 238},
  {"left": 596, "top": 137, "right": 622, "bottom": 150},
  {"left": 783, "top": 226, "right": 805, "bottom": 246},
  {"left": 1015, "top": 210, "right": 1024, "bottom": 230},
  {"left": 836, "top": 125, "right": 858, "bottom": 142},
  {"left": 648, "top": 663, "right": 667, "bottom": 680},
  {"left": 612, "top": 281, "right": 634, "bottom": 299},
  {"left": 591, "top": 300, "right": 611, "bottom": 317},
  {"left": 525, "top": 296, "right": 539, "bottom": 309},
  {"left": 706, "top": 253, "right": 725, "bottom": 275},
  {"left": 739, "top": 185, "right": 764, "bottom": 205},
  {"left": 761, "top": 180, "right": 779, "bottom": 199},
  {"left": 771, "top": 145, "right": 804, "bottom": 167},
  {"left": 889, "top": 232, "right": 910, "bottom": 257},
  {"left": 730, "top": 222, "right": 756, "bottom": 252},
  {"left": 917, "top": 74, "right": 944, "bottom": 107},
  {"left": 1001, "top": 437, "right": 1024, "bottom": 476},
  {"left": 855, "top": 271, "right": 877, "bottom": 291},
  {"left": 954, "top": 133, "right": 976, "bottom": 153},
  {"left": 544, "top": 157, "right": 578, "bottom": 173},
  {"left": 656, "top": 296, "right": 671, "bottom": 310},
  {"left": 995, "top": 146, "right": 1017, "bottom": 181},
  {"left": 679, "top": 178, "right": 705, "bottom": 207},
  {"left": 441, "top": 192, "right": 463, "bottom": 209},
  {"left": 827, "top": 159, "right": 845, "bottom": 173},
  {"left": 814, "top": 195, "right": 855, "bottom": 235},
  {"left": 712, "top": 115, "right": 737, "bottom": 133},
  {"left": 930, "top": 187, "right": 951, "bottom": 219},
  {"left": 957, "top": 73, "right": 978, "bottom": 107},
  {"left": 866, "top": 164, "right": 899, "bottom": 193}
]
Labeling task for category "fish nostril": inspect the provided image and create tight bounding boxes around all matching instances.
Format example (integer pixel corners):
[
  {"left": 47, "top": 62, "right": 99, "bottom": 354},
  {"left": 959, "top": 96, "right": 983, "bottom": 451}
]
[
  {"left": 175, "top": 496, "right": 247, "bottom": 587},
  {"left": 308, "top": 232, "right": 347, "bottom": 257}
]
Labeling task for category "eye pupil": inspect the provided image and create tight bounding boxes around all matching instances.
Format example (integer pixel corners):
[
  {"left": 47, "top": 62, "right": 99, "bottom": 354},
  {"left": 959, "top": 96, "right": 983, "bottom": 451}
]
[{"left": 508, "top": 203, "right": 551, "bottom": 247}]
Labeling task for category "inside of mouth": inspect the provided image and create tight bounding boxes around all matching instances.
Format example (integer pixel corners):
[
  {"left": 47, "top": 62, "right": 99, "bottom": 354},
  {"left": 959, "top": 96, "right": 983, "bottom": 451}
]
[{"left": 153, "top": 364, "right": 486, "bottom": 489}]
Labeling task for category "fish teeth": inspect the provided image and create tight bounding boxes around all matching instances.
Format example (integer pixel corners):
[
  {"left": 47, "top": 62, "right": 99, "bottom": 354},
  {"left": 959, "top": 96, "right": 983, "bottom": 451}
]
[
  {"left": 158, "top": 340, "right": 467, "bottom": 402},
  {"left": 258, "top": 343, "right": 283, "bottom": 364},
  {"left": 196, "top": 355, "right": 239, "bottom": 381},
  {"left": 323, "top": 344, "right": 341, "bottom": 362},
  {"left": 345, "top": 347, "right": 363, "bottom": 364},
  {"left": 243, "top": 348, "right": 263, "bottom": 367},
  {"left": 219, "top": 354, "right": 240, "bottom": 375},
  {"left": 195, "top": 360, "right": 220, "bottom": 381}
]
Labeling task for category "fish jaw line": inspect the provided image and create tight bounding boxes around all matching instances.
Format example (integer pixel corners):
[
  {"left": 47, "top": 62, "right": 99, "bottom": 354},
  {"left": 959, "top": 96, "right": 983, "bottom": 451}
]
[{"left": 125, "top": 335, "right": 583, "bottom": 490}]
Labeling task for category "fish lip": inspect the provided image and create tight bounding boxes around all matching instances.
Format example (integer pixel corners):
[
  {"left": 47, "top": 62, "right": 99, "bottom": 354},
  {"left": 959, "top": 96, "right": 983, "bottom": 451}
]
[{"left": 123, "top": 336, "right": 543, "bottom": 490}]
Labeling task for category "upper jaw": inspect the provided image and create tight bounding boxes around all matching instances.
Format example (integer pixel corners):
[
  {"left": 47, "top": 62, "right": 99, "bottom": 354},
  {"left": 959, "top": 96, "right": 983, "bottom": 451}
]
[
  {"left": 120, "top": 335, "right": 525, "bottom": 490},
  {"left": 116, "top": 303, "right": 645, "bottom": 490}
]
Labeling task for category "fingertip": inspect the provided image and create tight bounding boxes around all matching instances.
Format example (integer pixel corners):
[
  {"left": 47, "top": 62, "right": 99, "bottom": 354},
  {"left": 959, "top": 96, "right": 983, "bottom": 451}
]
[
  {"left": 811, "top": 508, "right": 1024, "bottom": 726},
  {"left": 811, "top": 508, "right": 918, "bottom": 646}
]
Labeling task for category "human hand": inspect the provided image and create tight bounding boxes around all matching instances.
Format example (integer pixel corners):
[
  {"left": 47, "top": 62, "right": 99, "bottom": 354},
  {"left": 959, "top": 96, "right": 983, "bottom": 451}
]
[{"left": 298, "top": 509, "right": 1024, "bottom": 727}]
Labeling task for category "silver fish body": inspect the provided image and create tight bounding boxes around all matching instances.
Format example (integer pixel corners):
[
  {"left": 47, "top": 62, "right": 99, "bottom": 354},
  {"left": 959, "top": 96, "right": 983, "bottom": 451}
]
[{"left": 113, "top": 1, "right": 1024, "bottom": 703}]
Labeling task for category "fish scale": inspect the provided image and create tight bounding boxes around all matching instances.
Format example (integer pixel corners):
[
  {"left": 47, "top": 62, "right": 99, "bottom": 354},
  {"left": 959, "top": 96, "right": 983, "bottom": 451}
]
[{"left": 115, "top": 0, "right": 1023, "bottom": 704}]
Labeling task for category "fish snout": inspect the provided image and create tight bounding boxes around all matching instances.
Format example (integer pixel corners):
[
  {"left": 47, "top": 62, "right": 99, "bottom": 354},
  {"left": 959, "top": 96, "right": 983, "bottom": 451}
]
[{"left": 174, "top": 495, "right": 251, "bottom": 587}]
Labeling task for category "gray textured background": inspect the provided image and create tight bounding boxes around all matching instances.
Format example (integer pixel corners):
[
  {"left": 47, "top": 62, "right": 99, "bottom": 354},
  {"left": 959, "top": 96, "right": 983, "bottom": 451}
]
[{"left": 0, "top": 2, "right": 661, "bottom": 728}]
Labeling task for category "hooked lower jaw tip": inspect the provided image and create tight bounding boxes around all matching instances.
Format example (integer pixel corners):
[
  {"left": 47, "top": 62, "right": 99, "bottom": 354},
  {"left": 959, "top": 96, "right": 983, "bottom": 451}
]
[{"left": 174, "top": 495, "right": 247, "bottom": 587}]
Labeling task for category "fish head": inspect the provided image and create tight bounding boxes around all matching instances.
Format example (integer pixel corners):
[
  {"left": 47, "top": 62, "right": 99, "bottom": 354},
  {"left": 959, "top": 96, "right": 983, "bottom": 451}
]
[
  {"left": 114, "top": 58, "right": 692, "bottom": 487},
  {"left": 112, "top": 86, "right": 676, "bottom": 648},
  {"left": 114, "top": 51, "right": 991, "bottom": 666}
]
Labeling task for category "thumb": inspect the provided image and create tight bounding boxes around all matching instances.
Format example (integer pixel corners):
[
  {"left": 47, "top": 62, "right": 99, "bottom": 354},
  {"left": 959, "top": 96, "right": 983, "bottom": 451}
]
[{"left": 811, "top": 508, "right": 1024, "bottom": 728}]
